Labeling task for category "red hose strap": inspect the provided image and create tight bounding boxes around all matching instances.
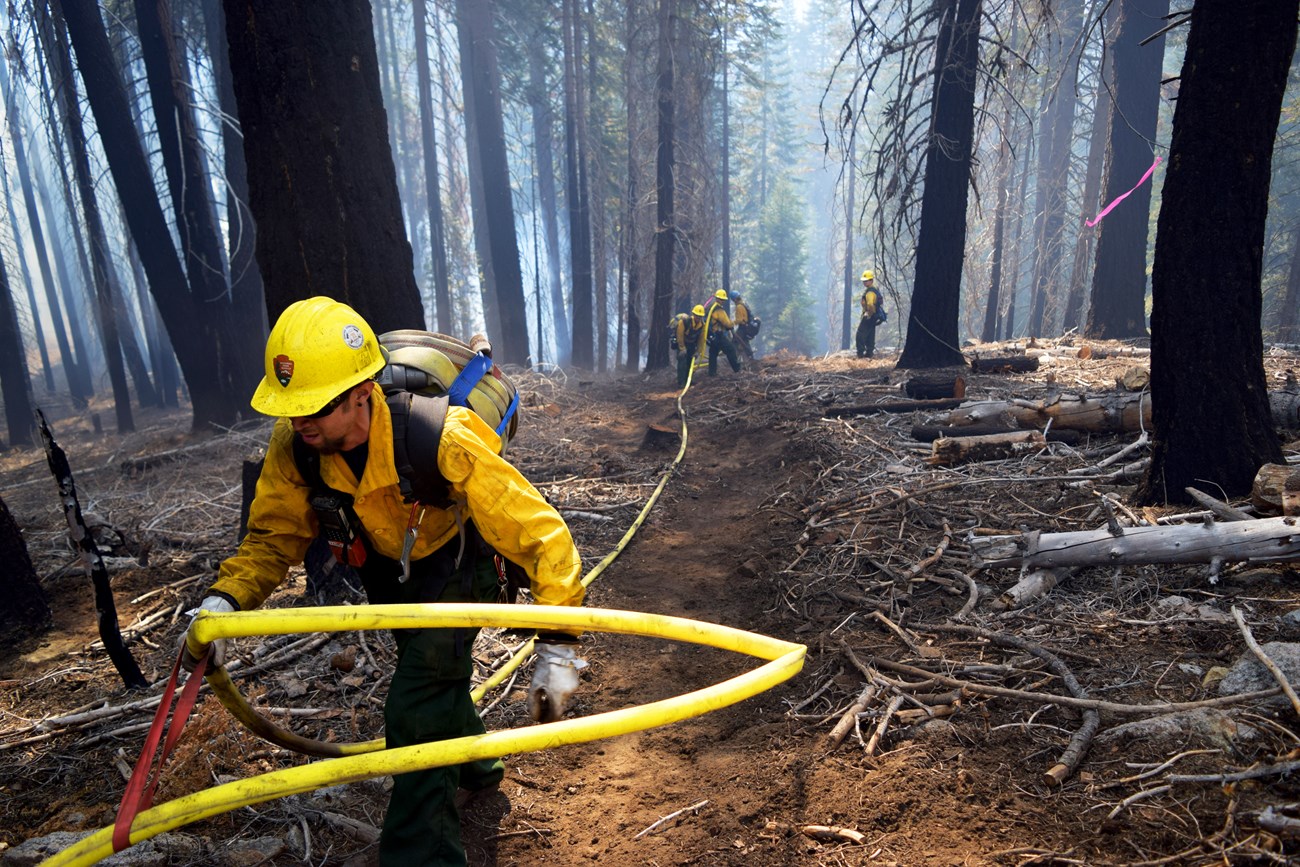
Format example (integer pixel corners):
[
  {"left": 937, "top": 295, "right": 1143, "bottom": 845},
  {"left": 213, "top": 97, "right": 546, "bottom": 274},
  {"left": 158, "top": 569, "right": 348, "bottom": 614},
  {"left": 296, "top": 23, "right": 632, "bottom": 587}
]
[{"left": 112, "top": 648, "right": 208, "bottom": 851}]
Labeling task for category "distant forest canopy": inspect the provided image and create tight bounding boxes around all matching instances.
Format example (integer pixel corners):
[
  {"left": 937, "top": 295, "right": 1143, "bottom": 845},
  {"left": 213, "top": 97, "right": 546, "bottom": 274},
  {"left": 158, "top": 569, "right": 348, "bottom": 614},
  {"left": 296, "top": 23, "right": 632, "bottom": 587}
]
[{"left": 0, "top": 0, "right": 1296, "bottom": 440}]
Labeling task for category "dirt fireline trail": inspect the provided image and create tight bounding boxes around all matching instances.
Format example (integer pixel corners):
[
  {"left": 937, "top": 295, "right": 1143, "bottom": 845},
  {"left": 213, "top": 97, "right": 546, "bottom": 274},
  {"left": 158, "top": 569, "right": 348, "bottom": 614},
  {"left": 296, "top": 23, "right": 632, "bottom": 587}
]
[{"left": 470, "top": 374, "right": 824, "bottom": 866}]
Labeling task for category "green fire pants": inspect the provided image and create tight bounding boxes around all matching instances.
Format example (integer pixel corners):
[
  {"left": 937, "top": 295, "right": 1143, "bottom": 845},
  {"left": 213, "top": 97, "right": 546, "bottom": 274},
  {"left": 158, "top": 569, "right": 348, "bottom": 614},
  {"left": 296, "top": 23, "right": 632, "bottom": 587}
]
[{"left": 362, "top": 529, "right": 504, "bottom": 866}]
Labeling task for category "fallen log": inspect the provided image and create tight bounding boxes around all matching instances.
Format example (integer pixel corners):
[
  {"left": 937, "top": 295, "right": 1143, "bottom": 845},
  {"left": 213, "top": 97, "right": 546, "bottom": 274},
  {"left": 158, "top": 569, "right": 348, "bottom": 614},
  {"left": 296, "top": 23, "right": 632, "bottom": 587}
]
[
  {"left": 902, "top": 374, "right": 966, "bottom": 400},
  {"left": 825, "top": 397, "right": 964, "bottom": 418},
  {"left": 969, "top": 516, "right": 1300, "bottom": 571},
  {"left": 943, "top": 392, "right": 1152, "bottom": 433},
  {"left": 930, "top": 431, "right": 1047, "bottom": 466},
  {"left": 911, "top": 424, "right": 1081, "bottom": 445},
  {"left": 1251, "top": 463, "right": 1300, "bottom": 516},
  {"left": 990, "top": 568, "right": 1069, "bottom": 611},
  {"left": 1076, "top": 345, "right": 1150, "bottom": 360},
  {"left": 968, "top": 354, "right": 1040, "bottom": 374}
]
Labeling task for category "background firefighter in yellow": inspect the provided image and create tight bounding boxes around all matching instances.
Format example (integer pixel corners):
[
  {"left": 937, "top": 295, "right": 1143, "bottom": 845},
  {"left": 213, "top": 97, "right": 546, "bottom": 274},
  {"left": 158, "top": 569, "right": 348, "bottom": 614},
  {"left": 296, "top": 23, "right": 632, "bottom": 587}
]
[
  {"left": 856, "top": 269, "right": 884, "bottom": 358},
  {"left": 184, "top": 297, "right": 586, "bottom": 866},
  {"left": 730, "top": 292, "right": 760, "bottom": 363},
  {"left": 673, "top": 304, "right": 707, "bottom": 387},
  {"left": 702, "top": 289, "right": 742, "bottom": 376}
]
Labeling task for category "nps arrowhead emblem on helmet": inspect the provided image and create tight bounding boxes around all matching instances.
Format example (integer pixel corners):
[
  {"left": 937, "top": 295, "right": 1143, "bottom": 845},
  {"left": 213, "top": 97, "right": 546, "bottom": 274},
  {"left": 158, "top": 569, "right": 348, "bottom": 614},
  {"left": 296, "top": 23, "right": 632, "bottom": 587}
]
[{"left": 273, "top": 354, "right": 295, "bottom": 387}]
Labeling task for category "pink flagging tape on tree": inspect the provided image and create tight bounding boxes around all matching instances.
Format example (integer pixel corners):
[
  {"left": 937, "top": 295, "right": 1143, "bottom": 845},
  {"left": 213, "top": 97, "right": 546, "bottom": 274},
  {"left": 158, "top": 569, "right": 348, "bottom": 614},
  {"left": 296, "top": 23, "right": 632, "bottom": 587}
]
[{"left": 1086, "top": 156, "right": 1162, "bottom": 227}]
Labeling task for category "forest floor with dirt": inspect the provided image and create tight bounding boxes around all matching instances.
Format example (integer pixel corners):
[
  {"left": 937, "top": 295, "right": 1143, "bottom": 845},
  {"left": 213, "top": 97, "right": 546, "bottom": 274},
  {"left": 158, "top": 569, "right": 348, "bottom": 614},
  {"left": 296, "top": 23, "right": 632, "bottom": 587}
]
[{"left": 4, "top": 339, "right": 1300, "bottom": 866}]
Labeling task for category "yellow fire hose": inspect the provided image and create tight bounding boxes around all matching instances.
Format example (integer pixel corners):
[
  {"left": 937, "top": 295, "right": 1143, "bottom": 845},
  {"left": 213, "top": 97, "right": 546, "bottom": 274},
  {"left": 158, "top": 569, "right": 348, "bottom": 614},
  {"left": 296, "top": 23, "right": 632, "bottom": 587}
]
[{"left": 43, "top": 605, "right": 804, "bottom": 867}]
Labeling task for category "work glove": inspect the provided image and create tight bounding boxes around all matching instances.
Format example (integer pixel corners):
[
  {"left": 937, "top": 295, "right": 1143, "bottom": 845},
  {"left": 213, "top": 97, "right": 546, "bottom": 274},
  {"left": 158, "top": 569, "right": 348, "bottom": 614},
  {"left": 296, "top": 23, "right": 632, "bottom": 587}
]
[
  {"left": 527, "top": 641, "right": 588, "bottom": 723},
  {"left": 181, "top": 595, "right": 235, "bottom": 672}
]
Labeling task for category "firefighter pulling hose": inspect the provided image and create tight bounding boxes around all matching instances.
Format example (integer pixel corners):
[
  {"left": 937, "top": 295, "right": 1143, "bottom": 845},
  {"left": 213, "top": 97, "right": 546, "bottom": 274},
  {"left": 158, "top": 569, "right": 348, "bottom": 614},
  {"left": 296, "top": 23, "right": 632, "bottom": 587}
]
[{"left": 44, "top": 297, "right": 803, "bottom": 867}]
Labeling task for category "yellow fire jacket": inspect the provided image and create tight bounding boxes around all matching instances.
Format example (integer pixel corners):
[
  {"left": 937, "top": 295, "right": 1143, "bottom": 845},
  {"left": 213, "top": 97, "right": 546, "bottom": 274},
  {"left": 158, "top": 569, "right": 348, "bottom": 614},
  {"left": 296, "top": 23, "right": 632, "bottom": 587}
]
[
  {"left": 675, "top": 314, "right": 705, "bottom": 358},
  {"left": 698, "top": 302, "right": 735, "bottom": 354},
  {"left": 733, "top": 300, "right": 751, "bottom": 328},
  {"left": 860, "top": 288, "right": 880, "bottom": 319},
  {"left": 211, "top": 390, "right": 585, "bottom": 615}
]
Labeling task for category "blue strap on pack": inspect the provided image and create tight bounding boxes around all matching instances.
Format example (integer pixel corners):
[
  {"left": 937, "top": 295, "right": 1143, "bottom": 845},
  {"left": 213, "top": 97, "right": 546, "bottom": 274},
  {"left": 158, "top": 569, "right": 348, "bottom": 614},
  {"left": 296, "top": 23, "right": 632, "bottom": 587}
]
[
  {"left": 496, "top": 391, "right": 519, "bottom": 438},
  {"left": 446, "top": 353, "right": 493, "bottom": 407},
  {"left": 447, "top": 349, "right": 517, "bottom": 438}
]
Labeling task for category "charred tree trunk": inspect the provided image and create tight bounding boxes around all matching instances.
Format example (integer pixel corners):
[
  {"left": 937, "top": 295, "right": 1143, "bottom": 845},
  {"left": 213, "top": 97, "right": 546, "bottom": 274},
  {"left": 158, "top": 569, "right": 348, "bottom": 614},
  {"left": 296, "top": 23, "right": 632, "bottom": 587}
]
[
  {"left": 0, "top": 164, "right": 53, "bottom": 393},
  {"left": 1135, "top": 0, "right": 1293, "bottom": 505},
  {"left": 897, "top": 0, "right": 981, "bottom": 369},
  {"left": 40, "top": 2, "right": 135, "bottom": 432},
  {"left": 647, "top": 0, "right": 676, "bottom": 371},
  {"left": 622, "top": 0, "right": 643, "bottom": 370},
  {"left": 60, "top": 0, "right": 238, "bottom": 429},
  {"left": 455, "top": 0, "right": 530, "bottom": 363},
  {"left": 33, "top": 170, "right": 96, "bottom": 399},
  {"left": 564, "top": 0, "right": 594, "bottom": 368},
  {"left": 202, "top": 0, "right": 267, "bottom": 353},
  {"left": 39, "top": 411, "right": 147, "bottom": 689},
  {"left": 1085, "top": 0, "right": 1169, "bottom": 339},
  {"left": 982, "top": 106, "right": 1012, "bottom": 343},
  {"left": 721, "top": 8, "right": 732, "bottom": 302},
  {"left": 1027, "top": 0, "right": 1083, "bottom": 337},
  {"left": 842, "top": 131, "right": 857, "bottom": 351},
  {"left": 372, "top": 3, "right": 407, "bottom": 250},
  {"left": 0, "top": 495, "right": 49, "bottom": 642},
  {"left": 527, "top": 37, "right": 572, "bottom": 364},
  {"left": 222, "top": 0, "right": 424, "bottom": 334},
  {"left": 1274, "top": 221, "right": 1300, "bottom": 344},
  {"left": 1061, "top": 2, "right": 1118, "bottom": 333},
  {"left": 1001, "top": 130, "right": 1034, "bottom": 339},
  {"left": 0, "top": 58, "right": 88, "bottom": 407},
  {"left": 586, "top": 0, "right": 608, "bottom": 372},
  {"left": 137, "top": 0, "right": 262, "bottom": 402},
  {"left": 124, "top": 205, "right": 180, "bottom": 408},
  {"left": 414, "top": 0, "right": 453, "bottom": 334},
  {"left": 0, "top": 246, "right": 34, "bottom": 447}
]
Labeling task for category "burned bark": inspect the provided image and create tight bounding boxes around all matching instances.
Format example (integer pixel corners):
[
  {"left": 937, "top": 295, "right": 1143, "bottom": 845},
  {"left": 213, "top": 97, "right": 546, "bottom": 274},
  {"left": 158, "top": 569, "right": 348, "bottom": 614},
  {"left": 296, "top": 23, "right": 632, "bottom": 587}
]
[{"left": 38, "top": 411, "right": 147, "bottom": 689}]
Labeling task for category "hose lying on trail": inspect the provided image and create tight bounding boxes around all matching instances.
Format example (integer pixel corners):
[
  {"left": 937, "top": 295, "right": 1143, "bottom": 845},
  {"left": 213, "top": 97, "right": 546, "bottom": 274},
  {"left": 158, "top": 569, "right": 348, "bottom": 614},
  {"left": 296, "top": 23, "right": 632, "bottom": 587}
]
[{"left": 44, "top": 605, "right": 805, "bottom": 867}]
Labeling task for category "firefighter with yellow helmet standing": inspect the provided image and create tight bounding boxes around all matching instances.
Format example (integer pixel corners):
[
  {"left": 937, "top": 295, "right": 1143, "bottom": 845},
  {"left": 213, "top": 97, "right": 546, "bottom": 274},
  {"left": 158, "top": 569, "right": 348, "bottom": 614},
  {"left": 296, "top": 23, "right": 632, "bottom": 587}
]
[
  {"left": 703, "top": 289, "right": 742, "bottom": 376},
  {"left": 730, "top": 292, "right": 759, "bottom": 363},
  {"left": 856, "top": 270, "right": 885, "bottom": 358},
  {"left": 183, "top": 297, "right": 587, "bottom": 866}
]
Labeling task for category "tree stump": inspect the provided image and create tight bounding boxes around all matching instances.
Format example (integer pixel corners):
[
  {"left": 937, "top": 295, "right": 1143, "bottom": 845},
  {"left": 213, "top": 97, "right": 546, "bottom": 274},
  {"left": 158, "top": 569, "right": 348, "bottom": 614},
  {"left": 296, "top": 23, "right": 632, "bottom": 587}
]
[
  {"left": 1251, "top": 463, "right": 1300, "bottom": 516},
  {"left": 0, "top": 495, "right": 52, "bottom": 643},
  {"left": 640, "top": 423, "right": 681, "bottom": 451}
]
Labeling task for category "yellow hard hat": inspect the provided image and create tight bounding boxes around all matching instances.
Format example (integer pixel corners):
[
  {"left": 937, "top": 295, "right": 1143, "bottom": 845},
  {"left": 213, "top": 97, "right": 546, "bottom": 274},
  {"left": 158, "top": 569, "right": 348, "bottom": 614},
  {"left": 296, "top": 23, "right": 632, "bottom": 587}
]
[
  {"left": 250, "top": 297, "right": 386, "bottom": 417},
  {"left": 692, "top": 304, "right": 706, "bottom": 317},
  {"left": 714, "top": 289, "right": 728, "bottom": 300},
  {"left": 862, "top": 269, "right": 875, "bottom": 281}
]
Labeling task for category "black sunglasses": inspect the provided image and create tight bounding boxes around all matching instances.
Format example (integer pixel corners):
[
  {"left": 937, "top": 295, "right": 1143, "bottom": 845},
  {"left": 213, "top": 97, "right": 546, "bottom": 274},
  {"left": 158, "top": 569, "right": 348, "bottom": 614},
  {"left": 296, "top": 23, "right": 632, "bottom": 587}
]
[{"left": 304, "top": 388, "right": 353, "bottom": 419}]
